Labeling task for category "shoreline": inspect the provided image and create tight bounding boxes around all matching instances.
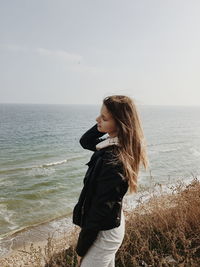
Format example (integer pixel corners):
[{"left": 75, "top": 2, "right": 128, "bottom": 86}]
[
  {"left": 0, "top": 213, "right": 74, "bottom": 258},
  {"left": 0, "top": 224, "right": 74, "bottom": 267}
]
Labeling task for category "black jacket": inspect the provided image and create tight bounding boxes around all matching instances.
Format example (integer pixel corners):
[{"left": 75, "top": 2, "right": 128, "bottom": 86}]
[{"left": 72, "top": 123, "right": 129, "bottom": 257}]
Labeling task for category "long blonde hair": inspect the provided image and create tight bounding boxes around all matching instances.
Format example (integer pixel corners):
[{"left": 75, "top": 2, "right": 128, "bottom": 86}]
[{"left": 103, "top": 95, "right": 149, "bottom": 194}]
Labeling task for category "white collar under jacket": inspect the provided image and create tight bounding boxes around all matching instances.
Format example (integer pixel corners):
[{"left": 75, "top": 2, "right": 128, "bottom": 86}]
[{"left": 96, "top": 136, "right": 119, "bottom": 150}]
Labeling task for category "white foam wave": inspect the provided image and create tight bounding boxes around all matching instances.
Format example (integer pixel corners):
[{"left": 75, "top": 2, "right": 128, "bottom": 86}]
[
  {"left": 39, "top": 159, "right": 67, "bottom": 167},
  {"left": 0, "top": 204, "right": 18, "bottom": 231},
  {"left": 148, "top": 147, "right": 178, "bottom": 155},
  {"left": 159, "top": 148, "right": 178, "bottom": 153},
  {"left": 0, "top": 180, "right": 14, "bottom": 187},
  {"left": 149, "top": 141, "right": 185, "bottom": 147},
  {"left": 190, "top": 148, "right": 200, "bottom": 157},
  {"left": 28, "top": 167, "right": 55, "bottom": 177},
  {"left": 0, "top": 159, "right": 68, "bottom": 175}
]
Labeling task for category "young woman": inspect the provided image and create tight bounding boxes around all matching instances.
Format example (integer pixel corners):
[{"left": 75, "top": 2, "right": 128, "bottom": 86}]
[{"left": 72, "top": 95, "right": 148, "bottom": 267}]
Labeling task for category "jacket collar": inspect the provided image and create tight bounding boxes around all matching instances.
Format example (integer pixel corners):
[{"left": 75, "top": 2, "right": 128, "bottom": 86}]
[
  {"left": 85, "top": 137, "right": 119, "bottom": 167},
  {"left": 96, "top": 136, "right": 119, "bottom": 150}
]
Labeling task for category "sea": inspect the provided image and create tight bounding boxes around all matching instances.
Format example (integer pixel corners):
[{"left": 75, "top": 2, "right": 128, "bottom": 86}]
[{"left": 0, "top": 103, "right": 200, "bottom": 256}]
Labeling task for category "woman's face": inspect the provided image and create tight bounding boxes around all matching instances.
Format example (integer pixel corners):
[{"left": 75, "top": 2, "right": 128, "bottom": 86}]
[{"left": 96, "top": 104, "right": 118, "bottom": 137}]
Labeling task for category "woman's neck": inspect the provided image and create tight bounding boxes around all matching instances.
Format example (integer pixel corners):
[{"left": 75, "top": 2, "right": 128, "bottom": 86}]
[{"left": 108, "top": 132, "right": 118, "bottom": 138}]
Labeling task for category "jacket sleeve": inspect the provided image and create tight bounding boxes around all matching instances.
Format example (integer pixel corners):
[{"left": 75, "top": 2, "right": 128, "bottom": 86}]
[
  {"left": 75, "top": 158, "right": 124, "bottom": 257},
  {"left": 75, "top": 228, "right": 99, "bottom": 257},
  {"left": 79, "top": 123, "right": 106, "bottom": 151}
]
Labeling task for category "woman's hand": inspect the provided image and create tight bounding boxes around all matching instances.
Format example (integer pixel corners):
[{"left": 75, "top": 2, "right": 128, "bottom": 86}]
[{"left": 77, "top": 255, "right": 82, "bottom": 266}]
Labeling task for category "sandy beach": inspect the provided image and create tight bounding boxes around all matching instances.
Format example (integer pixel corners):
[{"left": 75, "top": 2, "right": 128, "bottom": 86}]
[
  {"left": 0, "top": 214, "right": 75, "bottom": 264},
  {"left": 0, "top": 232, "right": 72, "bottom": 267}
]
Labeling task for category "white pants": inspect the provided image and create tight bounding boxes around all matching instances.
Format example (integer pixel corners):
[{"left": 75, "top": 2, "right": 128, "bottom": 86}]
[{"left": 80, "top": 209, "right": 125, "bottom": 267}]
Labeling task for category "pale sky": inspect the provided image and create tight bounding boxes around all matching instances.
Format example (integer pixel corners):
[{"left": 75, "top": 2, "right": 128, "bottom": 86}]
[{"left": 0, "top": 0, "right": 200, "bottom": 106}]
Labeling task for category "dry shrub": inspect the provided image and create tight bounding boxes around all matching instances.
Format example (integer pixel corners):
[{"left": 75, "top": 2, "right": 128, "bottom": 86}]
[
  {"left": 116, "top": 178, "right": 200, "bottom": 267},
  {"left": 44, "top": 227, "right": 79, "bottom": 267}
]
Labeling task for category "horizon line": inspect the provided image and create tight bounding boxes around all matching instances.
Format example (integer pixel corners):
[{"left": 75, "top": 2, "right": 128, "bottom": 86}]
[{"left": 0, "top": 102, "right": 200, "bottom": 107}]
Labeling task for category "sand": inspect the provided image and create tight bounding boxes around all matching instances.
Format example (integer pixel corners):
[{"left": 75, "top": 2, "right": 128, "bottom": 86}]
[{"left": 0, "top": 215, "right": 76, "bottom": 266}]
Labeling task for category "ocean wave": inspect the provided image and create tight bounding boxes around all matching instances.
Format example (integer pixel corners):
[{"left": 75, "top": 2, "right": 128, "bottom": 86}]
[
  {"left": 190, "top": 148, "right": 200, "bottom": 157},
  {"left": 159, "top": 148, "right": 178, "bottom": 153},
  {"left": 0, "top": 204, "right": 18, "bottom": 233},
  {"left": 0, "top": 159, "right": 68, "bottom": 175},
  {"left": 148, "top": 141, "right": 185, "bottom": 147},
  {"left": 148, "top": 147, "right": 178, "bottom": 154},
  {"left": 40, "top": 159, "right": 67, "bottom": 167},
  {"left": 0, "top": 154, "right": 89, "bottom": 175}
]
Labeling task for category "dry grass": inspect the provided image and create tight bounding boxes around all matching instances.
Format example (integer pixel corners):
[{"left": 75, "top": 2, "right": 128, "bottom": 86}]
[
  {"left": 0, "top": 178, "right": 200, "bottom": 267},
  {"left": 116, "top": 178, "right": 200, "bottom": 267}
]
